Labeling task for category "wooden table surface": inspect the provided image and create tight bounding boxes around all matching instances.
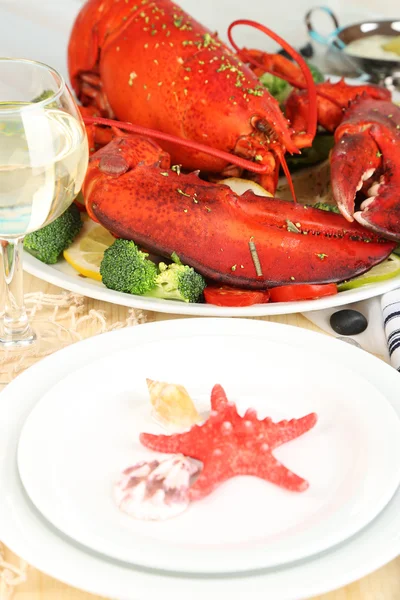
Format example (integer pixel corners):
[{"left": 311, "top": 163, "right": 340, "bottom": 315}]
[{"left": 2, "top": 272, "right": 400, "bottom": 600}]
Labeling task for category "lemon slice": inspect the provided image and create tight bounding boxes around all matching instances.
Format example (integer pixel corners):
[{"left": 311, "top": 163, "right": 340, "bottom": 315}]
[
  {"left": 63, "top": 216, "right": 115, "bottom": 281},
  {"left": 382, "top": 36, "right": 400, "bottom": 56},
  {"left": 338, "top": 254, "right": 400, "bottom": 291},
  {"left": 219, "top": 177, "right": 273, "bottom": 197}
]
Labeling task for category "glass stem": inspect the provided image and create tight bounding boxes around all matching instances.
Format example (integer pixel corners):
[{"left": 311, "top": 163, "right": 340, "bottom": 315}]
[{"left": 0, "top": 237, "right": 35, "bottom": 346}]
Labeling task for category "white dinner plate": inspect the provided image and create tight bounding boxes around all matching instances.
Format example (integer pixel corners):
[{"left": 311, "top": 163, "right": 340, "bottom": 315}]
[
  {"left": 2, "top": 320, "right": 400, "bottom": 599},
  {"left": 16, "top": 323, "right": 400, "bottom": 573}
]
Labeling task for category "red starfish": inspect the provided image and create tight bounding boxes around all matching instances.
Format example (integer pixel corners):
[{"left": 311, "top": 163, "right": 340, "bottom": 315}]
[{"left": 140, "top": 384, "right": 317, "bottom": 501}]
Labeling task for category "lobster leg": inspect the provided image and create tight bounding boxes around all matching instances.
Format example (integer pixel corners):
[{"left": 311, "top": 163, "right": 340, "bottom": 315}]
[
  {"left": 232, "top": 48, "right": 307, "bottom": 88},
  {"left": 84, "top": 132, "right": 396, "bottom": 288},
  {"left": 331, "top": 97, "right": 400, "bottom": 241},
  {"left": 78, "top": 105, "right": 116, "bottom": 153},
  {"left": 236, "top": 44, "right": 391, "bottom": 146},
  {"left": 285, "top": 81, "right": 390, "bottom": 145}
]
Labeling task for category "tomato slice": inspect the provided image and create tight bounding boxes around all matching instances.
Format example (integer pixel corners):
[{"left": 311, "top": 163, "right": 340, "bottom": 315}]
[
  {"left": 269, "top": 283, "right": 338, "bottom": 303},
  {"left": 204, "top": 285, "right": 270, "bottom": 307}
]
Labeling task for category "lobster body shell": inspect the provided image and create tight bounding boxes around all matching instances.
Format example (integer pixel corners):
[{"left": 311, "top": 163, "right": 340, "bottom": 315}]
[
  {"left": 68, "top": 0, "right": 297, "bottom": 181},
  {"left": 85, "top": 133, "right": 396, "bottom": 289}
]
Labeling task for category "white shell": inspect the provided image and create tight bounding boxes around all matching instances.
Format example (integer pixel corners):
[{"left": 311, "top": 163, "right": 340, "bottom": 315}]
[{"left": 114, "top": 456, "right": 200, "bottom": 521}]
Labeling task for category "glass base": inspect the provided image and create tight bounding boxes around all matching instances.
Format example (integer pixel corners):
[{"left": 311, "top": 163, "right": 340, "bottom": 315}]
[
  {"left": 0, "top": 327, "right": 36, "bottom": 349},
  {"left": 0, "top": 320, "right": 75, "bottom": 384}
]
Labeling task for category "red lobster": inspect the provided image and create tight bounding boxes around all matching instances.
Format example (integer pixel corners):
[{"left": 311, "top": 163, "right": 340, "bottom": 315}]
[
  {"left": 68, "top": 0, "right": 399, "bottom": 288},
  {"left": 68, "top": 0, "right": 321, "bottom": 196}
]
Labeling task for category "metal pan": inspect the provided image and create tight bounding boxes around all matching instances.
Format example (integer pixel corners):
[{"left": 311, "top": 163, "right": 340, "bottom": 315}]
[{"left": 305, "top": 6, "right": 400, "bottom": 90}]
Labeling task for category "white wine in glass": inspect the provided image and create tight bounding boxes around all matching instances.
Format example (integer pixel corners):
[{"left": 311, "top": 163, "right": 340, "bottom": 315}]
[
  {"left": 0, "top": 58, "right": 88, "bottom": 358},
  {"left": 0, "top": 107, "right": 87, "bottom": 236}
]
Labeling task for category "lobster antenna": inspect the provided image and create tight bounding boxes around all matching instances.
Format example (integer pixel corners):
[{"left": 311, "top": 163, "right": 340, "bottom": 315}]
[
  {"left": 82, "top": 116, "right": 269, "bottom": 175},
  {"left": 275, "top": 148, "right": 297, "bottom": 203},
  {"left": 227, "top": 20, "right": 318, "bottom": 140}
]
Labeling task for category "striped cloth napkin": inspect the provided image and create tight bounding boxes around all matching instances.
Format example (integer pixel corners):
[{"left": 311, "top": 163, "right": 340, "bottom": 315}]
[{"left": 381, "top": 289, "right": 400, "bottom": 371}]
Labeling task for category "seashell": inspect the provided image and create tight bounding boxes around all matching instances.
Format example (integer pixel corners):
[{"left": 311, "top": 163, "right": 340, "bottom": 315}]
[
  {"left": 114, "top": 455, "right": 200, "bottom": 520},
  {"left": 146, "top": 378, "right": 201, "bottom": 431}
]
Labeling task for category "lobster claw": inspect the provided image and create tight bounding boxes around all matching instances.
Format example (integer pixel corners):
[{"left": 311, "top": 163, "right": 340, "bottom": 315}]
[
  {"left": 331, "top": 96, "right": 400, "bottom": 241},
  {"left": 84, "top": 131, "right": 396, "bottom": 289}
]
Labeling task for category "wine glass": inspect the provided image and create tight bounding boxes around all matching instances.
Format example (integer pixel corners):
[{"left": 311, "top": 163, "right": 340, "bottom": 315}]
[{"left": 0, "top": 58, "right": 88, "bottom": 376}]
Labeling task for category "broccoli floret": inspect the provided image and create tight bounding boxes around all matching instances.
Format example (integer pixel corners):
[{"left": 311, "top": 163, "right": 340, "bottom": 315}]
[
  {"left": 312, "top": 202, "right": 340, "bottom": 214},
  {"left": 171, "top": 251, "right": 183, "bottom": 265},
  {"left": 306, "top": 62, "right": 325, "bottom": 84},
  {"left": 100, "top": 241, "right": 205, "bottom": 302},
  {"left": 24, "top": 204, "right": 83, "bottom": 264},
  {"left": 286, "top": 134, "right": 334, "bottom": 170},
  {"left": 259, "top": 61, "right": 324, "bottom": 105},
  {"left": 147, "top": 262, "right": 206, "bottom": 303},
  {"left": 100, "top": 239, "right": 158, "bottom": 294},
  {"left": 31, "top": 89, "right": 58, "bottom": 108},
  {"left": 259, "top": 73, "right": 291, "bottom": 105},
  {"left": 32, "top": 89, "right": 54, "bottom": 103}
]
